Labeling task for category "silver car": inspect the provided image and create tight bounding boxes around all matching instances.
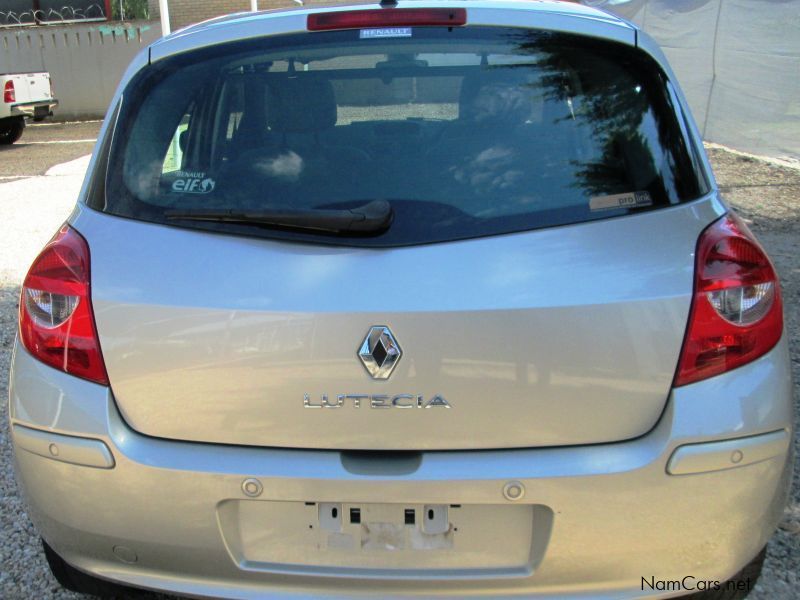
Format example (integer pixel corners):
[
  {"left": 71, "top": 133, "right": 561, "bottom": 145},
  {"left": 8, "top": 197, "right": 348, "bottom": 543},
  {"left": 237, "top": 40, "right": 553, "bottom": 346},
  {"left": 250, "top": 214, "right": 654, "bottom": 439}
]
[{"left": 9, "top": 1, "right": 793, "bottom": 598}]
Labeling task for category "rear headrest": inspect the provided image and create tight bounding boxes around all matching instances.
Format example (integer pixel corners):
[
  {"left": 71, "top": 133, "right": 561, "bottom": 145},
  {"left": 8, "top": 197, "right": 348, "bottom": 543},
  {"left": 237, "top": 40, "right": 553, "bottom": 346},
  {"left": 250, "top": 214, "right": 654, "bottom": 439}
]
[
  {"left": 266, "top": 77, "right": 337, "bottom": 134},
  {"left": 459, "top": 74, "right": 483, "bottom": 120},
  {"left": 459, "top": 72, "right": 535, "bottom": 127}
]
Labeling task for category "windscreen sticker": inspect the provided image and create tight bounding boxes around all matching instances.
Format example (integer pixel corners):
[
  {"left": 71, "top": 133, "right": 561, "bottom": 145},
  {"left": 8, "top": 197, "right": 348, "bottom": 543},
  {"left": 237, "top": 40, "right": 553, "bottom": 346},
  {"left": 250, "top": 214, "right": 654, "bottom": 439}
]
[
  {"left": 359, "top": 27, "right": 412, "bottom": 39},
  {"left": 170, "top": 171, "right": 215, "bottom": 194},
  {"left": 590, "top": 191, "right": 653, "bottom": 211}
]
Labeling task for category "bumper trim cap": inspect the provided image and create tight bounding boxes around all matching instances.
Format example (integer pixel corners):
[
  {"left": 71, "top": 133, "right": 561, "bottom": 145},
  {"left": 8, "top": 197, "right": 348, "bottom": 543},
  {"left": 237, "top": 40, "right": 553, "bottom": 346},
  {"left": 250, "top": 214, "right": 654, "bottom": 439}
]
[
  {"left": 12, "top": 424, "right": 115, "bottom": 469},
  {"left": 667, "top": 429, "right": 789, "bottom": 476}
]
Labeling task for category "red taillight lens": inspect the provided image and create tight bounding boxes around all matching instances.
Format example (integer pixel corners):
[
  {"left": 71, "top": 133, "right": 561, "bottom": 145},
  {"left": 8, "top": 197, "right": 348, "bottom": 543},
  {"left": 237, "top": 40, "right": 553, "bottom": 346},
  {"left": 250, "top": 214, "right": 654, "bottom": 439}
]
[
  {"left": 307, "top": 8, "right": 467, "bottom": 31},
  {"left": 19, "top": 225, "right": 109, "bottom": 385},
  {"left": 674, "top": 213, "right": 782, "bottom": 387},
  {"left": 3, "top": 80, "right": 15, "bottom": 103}
]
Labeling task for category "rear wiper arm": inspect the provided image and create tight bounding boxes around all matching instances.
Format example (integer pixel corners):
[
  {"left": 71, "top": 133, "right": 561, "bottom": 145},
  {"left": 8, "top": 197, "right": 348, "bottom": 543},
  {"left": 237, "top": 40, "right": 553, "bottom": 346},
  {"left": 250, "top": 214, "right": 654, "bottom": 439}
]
[{"left": 165, "top": 199, "right": 392, "bottom": 235}]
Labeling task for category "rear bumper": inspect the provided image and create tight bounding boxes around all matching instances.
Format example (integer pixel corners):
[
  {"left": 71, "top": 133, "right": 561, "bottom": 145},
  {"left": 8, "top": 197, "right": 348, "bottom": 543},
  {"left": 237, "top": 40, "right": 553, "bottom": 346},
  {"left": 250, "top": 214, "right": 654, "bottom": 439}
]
[
  {"left": 9, "top": 99, "right": 58, "bottom": 118},
  {"left": 9, "top": 337, "right": 794, "bottom": 599}
]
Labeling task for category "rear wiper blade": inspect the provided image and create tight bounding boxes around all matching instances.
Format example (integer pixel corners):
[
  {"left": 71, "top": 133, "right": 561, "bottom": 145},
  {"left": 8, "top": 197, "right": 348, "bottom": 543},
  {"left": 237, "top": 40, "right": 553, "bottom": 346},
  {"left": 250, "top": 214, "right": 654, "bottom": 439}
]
[{"left": 164, "top": 199, "right": 392, "bottom": 235}]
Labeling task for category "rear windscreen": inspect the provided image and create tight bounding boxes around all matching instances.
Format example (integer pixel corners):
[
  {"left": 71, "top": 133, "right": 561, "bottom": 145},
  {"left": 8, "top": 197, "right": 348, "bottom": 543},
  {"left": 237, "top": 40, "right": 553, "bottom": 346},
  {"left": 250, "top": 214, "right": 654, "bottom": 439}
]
[{"left": 99, "top": 26, "right": 710, "bottom": 246}]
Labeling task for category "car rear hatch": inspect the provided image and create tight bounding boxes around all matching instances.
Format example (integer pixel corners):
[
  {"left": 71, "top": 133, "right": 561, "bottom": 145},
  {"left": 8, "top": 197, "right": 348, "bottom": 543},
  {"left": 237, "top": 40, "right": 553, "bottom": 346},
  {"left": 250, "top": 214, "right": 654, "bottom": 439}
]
[
  {"left": 77, "top": 19, "right": 716, "bottom": 450},
  {"left": 79, "top": 201, "right": 717, "bottom": 450}
]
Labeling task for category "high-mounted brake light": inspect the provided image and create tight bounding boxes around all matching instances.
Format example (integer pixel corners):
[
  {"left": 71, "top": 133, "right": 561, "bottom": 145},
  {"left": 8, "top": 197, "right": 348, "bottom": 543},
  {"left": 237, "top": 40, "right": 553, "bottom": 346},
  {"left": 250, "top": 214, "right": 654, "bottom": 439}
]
[
  {"left": 3, "top": 80, "right": 15, "bottom": 104},
  {"left": 307, "top": 8, "right": 467, "bottom": 31},
  {"left": 674, "top": 213, "right": 782, "bottom": 387},
  {"left": 19, "top": 225, "right": 109, "bottom": 385}
]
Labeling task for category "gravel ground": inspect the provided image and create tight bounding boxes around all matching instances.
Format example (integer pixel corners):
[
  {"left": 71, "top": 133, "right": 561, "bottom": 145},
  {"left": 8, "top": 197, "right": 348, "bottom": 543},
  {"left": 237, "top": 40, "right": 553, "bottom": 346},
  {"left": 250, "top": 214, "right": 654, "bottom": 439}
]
[
  {"left": 0, "top": 126, "right": 797, "bottom": 599},
  {"left": 708, "top": 147, "right": 800, "bottom": 599}
]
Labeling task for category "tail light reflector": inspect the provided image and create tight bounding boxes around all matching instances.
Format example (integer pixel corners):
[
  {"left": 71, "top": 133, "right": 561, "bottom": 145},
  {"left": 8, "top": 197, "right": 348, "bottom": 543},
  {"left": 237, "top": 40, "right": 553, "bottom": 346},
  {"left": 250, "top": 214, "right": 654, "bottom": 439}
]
[
  {"left": 674, "top": 213, "right": 782, "bottom": 386},
  {"left": 307, "top": 8, "right": 467, "bottom": 31},
  {"left": 19, "top": 225, "right": 109, "bottom": 385},
  {"left": 3, "top": 80, "right": 15, "bottom": 103}
]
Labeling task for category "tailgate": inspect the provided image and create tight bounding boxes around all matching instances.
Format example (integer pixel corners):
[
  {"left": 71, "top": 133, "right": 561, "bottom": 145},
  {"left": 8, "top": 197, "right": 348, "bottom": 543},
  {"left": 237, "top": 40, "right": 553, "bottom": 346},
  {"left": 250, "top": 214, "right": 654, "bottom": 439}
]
[
  {"left": 23, "top": 72, "right": 52, "bottom": 103},
  {"left": 75, "top": 198, "right": 721, "bottom": 450}
]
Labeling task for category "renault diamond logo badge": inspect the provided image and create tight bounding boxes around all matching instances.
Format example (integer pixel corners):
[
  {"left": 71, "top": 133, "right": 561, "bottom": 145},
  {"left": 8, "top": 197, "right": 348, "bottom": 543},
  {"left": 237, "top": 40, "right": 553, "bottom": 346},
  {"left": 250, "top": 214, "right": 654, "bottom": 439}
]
[{"left": 359, "top": 326, "right": 401, "bottom": 379}]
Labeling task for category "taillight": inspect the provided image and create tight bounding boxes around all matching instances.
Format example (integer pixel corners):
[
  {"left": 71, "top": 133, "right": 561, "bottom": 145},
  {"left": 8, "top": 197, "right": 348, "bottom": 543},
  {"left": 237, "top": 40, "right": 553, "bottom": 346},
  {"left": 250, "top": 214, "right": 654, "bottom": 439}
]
[
  {"left": 307, "top": 8, "right": 467, "bottom": 31},
  {"left": 674, "top": 213, "right": 782, "bottom": 386},
  {"left": 3, "top": 80, "right": 15, "bottom": 103},
  {"left": 19, "top": 225, "right": 109, "bottom": 385}
]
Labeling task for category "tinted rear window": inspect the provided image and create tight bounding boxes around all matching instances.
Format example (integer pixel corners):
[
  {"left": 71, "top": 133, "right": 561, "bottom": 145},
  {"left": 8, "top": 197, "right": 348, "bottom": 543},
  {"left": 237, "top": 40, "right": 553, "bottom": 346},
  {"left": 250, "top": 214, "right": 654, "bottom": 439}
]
[{"left": 99, "top": 26, "right": 709, "bottom": 246}]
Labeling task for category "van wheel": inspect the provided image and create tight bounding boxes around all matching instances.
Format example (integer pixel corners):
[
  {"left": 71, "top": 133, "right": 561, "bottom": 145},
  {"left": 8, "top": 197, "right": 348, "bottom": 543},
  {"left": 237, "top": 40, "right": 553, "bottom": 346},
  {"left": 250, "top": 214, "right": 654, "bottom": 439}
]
[
  {"left": 681, "top": 547, "right": 766, "bottom": 600},
  {"left": 42, "top": 538, "right": 147, "bottom": 598},
  {"left": 0, "top": 117, "right": 24, "bottom": 144}
]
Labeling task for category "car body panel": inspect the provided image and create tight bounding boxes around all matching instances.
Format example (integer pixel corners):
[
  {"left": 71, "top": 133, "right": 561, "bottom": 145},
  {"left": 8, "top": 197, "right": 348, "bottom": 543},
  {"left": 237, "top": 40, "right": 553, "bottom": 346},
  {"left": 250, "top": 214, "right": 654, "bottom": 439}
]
[
  {"left": 9, "top": 336, "right": 794, "bottom": 598},
  {"left": 72, "top": 194, "right": 724, "bottom": 450}
]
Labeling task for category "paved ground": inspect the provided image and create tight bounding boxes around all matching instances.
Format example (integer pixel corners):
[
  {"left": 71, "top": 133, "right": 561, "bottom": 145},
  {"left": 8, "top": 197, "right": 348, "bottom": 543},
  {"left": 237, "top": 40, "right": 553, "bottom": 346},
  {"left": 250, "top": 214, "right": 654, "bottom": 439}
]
[
  {"left": 0, "top": 121, "right": 100, "bottom": 181},
  {"left": 0, "top": 123, "right": 797, "bottom": 599}
]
